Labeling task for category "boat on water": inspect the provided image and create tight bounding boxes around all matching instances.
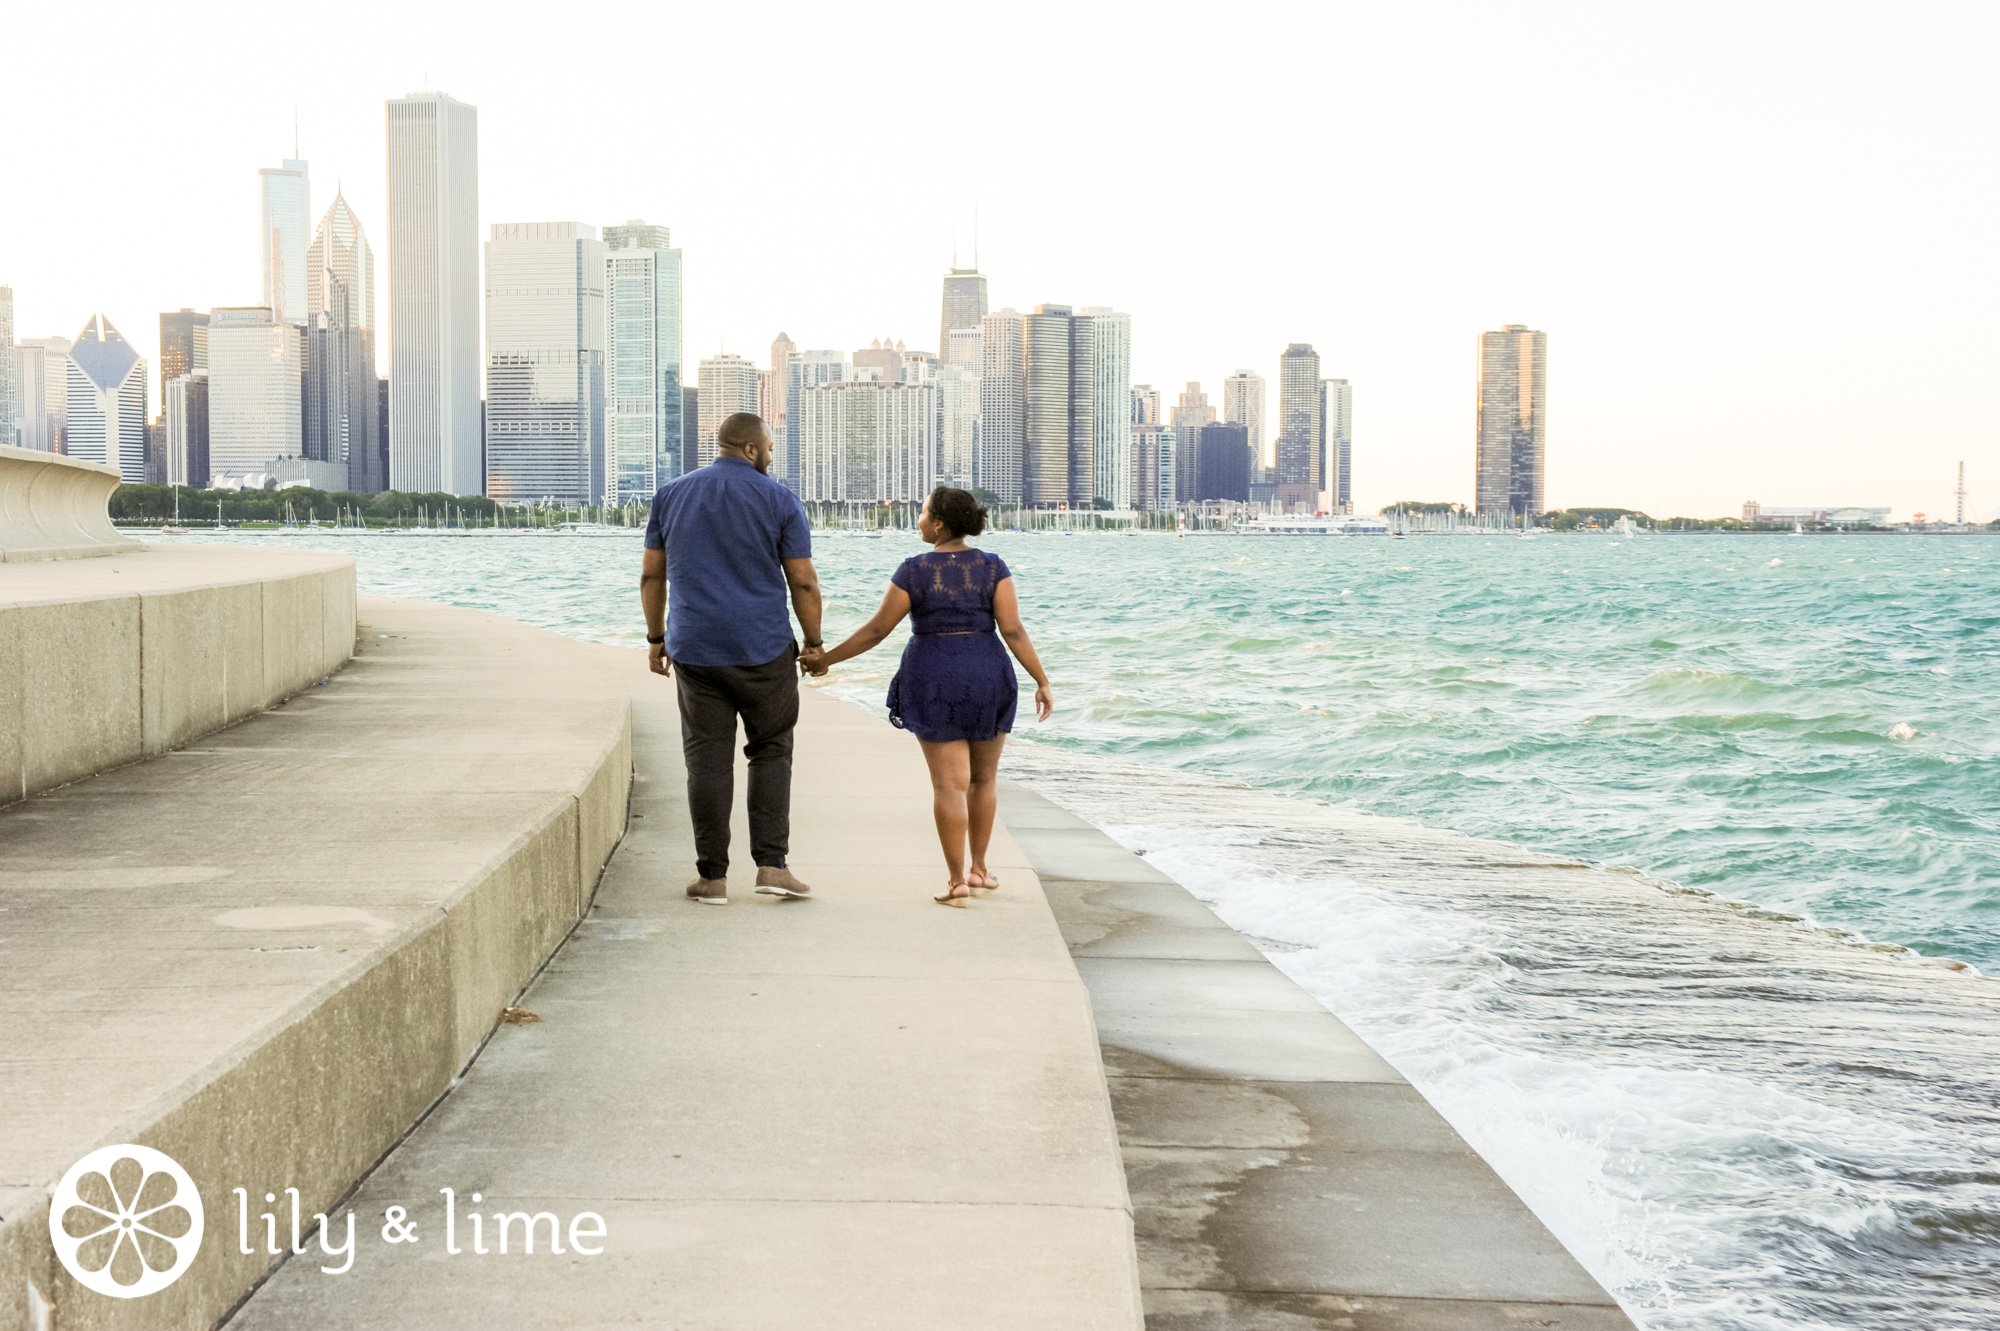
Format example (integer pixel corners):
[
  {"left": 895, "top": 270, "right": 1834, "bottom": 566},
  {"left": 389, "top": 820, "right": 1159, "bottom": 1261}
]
[
  {"left": 160, "top": 484, "right": 190, "bottom": 535},
  {"left": 1240, "top": 514, "right": 1392, "bottom": 536}
]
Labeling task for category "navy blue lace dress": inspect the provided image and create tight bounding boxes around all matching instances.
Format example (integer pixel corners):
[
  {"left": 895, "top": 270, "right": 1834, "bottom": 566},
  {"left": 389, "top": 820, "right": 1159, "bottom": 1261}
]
[{"left": 886, "top": 549, "right": 1019, "bottom": 742}]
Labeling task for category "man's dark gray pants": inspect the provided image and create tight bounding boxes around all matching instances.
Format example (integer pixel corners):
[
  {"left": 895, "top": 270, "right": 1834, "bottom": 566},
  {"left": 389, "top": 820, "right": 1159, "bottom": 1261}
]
[{"left": 673, "top": 647, "right": 799, "bottom": 881}]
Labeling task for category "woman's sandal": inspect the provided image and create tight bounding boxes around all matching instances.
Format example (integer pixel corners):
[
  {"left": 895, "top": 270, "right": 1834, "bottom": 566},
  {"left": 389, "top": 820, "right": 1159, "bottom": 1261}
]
[
  {"left": 968, "top": 870, "right": 1001, "bottom": 893},
  {"left": 934, "top": 881, "right": 972, "bottom": 908}
]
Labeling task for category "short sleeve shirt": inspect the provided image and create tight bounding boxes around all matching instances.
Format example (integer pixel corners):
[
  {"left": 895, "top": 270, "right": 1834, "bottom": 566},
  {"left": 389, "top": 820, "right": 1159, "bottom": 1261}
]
[
  {"left": 644, "top": 457, "right": 813, "bottom": 667},
  {"left": 890, "top": 549, "right": 1012, "bottom": 636}
]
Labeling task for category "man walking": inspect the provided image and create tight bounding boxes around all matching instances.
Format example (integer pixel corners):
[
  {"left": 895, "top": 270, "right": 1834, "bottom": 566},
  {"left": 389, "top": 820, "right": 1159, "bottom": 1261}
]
[{"left": 641, "top": 412, "right": 822, "bottom": 904}]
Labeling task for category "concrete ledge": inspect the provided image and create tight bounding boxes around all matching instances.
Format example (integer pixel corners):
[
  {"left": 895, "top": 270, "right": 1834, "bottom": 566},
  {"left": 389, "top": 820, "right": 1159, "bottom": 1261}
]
[
  {"left": 0, "top": 598, "right": 632, "bottom": 1331},
  {"left": 0, "top": 446, "right": 138, "bottom": 563},
  {"left": 1000, "top": 782, "right": 1637, "bottom": 1330},
  {"left": 227, "top": 670, "right": 1142, "bottom": 1330},
  {"left": 0, "top": 542, "right": 358, "bottom": 804}
]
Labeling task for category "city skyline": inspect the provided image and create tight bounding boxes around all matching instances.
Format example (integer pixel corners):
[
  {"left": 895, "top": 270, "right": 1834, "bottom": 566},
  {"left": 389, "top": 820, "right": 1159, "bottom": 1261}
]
[{"left": 1, "top": 3, "right": 1993, "bottom": 518}]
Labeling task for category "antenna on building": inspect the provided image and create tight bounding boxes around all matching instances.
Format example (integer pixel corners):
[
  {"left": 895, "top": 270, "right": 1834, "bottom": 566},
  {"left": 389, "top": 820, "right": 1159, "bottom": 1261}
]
[
  {"left": 951, "top": 213, "right": 958, "bottom": 270},
  {"left": 294, "top": 106, "right": 299, "bottom": 159},
  {"left": 1956, "top": 460, "right": 1968, "bottom": 526},
  {"left": 973, "top": 204, "right": 981, "bottom": 272}
]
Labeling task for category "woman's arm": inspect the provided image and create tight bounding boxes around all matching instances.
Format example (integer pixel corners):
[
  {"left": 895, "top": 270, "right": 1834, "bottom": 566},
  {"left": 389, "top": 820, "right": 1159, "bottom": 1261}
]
[
  {"left": 808, "top": 583, "right": 912, "bottom": 673},
  {"left": 992, "top": 578, "right": 1053, "bottom": 721}
]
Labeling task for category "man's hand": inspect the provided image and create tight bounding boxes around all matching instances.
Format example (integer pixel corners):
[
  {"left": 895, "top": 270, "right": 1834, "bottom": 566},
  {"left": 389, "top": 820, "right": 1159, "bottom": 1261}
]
[
  {"left": 799, "top": 647, "right": 828, "bottom": 677},
  {"left": 649, "top": 642, "right": 673, "bottom": 677}
]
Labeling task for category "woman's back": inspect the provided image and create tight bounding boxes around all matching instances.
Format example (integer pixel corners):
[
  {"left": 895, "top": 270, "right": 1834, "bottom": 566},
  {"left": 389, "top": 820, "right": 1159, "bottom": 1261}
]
[{"left": 892, "top": 550, "right": 1010, "bottom": 636}]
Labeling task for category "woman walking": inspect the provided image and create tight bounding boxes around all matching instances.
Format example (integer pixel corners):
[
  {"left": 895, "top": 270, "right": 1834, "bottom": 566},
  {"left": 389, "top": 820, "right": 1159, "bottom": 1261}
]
[{"left": 802, "top": 487, "right": 1053, "bottom": 906}]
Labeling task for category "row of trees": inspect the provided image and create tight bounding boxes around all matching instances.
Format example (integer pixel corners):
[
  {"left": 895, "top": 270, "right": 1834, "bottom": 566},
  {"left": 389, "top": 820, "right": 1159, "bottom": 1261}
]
[{"left": 107, "top": 485, "right": 650, "bottom": 528}]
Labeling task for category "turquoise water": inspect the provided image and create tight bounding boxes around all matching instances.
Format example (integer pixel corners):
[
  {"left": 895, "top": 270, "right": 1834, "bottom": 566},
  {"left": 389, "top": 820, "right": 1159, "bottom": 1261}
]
[
  {"left": 177, "top": 528, "right": 2000, "bottom": 1328},
  {"left": 239, "top": 526, "right": 1999, "bottom": 968}
]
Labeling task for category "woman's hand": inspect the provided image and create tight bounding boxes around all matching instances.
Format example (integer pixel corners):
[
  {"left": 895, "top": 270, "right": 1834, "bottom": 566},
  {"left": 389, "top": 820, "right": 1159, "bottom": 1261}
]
[
  {"left": 1034, "top": 682, "right": 1053, "bottom": 722},
  {"left": 799, "top": 647, "right": 830, "bottom": 677}
]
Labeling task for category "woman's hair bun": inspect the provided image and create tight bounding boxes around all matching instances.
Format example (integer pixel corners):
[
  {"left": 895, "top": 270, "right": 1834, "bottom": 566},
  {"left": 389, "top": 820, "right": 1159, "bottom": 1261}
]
[{"left": 929, "top": 486, "right": 988, "bottom": 538}]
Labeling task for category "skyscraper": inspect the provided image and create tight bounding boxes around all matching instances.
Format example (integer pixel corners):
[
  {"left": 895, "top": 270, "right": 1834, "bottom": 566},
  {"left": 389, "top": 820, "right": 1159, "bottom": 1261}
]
[
  {"left": 853, "top": 338, "right": 905, "bottom": 382},
  {"left": 483, "top": 222, "right": 606, "bottom": 504},
  {"left": 602, "top": 222, "right": 683, "bottom": 504},
  {"left": 1195, "top": 422, "right": 1251, "bottom": 502},
  {"left": 939, "top": 264, "right": 988, "bottom": 365},
  {"left": 162, "top": 373, "right": 208, "bottom": 487},
  {"left": 159, "top": 309, "right": 211, "bottom": 486},
  {"left": 65, "top": 316, "right": 147, "bottom": 481},
  {"left": 1132, "top": 424, "right": 1176, "bottom": 511},
  {"left": 944, "top": 326, "right": 981, "bottom": 374},
  {"left": 1475, "top": 325, "right": 1547, "bottom": 519},
  {"left": 1077, "top": 308, "right": 1131, "bottom": 508},
  {"left": 1022, "top": 306, "right": 1072, "bottom": 507},
  {"left": 305, "top": 193, "right": 381, "bottom": 492},
  {"left": 1320, "top": 377, "right": 1353, "bottom": 513},
  {"left": 159, "top": 310, "right": 209, "bottom": 400},
  {"left": 1132, "top": 384, "right": 1163, "bottom": 427},
  {"left": 258, "top": 158, "right": 310, "bottom": 325},
  {"left": 696, "top": 353, "right": 759, "bottom": 467},
  {"left": 1223, "top": 370, "right": 1266, "bottom": 469},
  {"left": 207, "top": 306, "right": 302, "bottom": 479},
  {"left": 0, "top": 286, "right": 14, "bottom": 447},
  {"left": 764, "top": 332, "right": 794, "bottom": 446},
  {"left": 936, "top": 362, "right": 979, "bottom": 489},
  {"left": 1172, "top": 381, "right": 1216, "bottom": 502},
  {"left": 1275, "top": 343, "right": 1321, "bottom": 511},
  {"left": 15, "top": 337, "right": 70, "bottom": 453},
  {"left": 681, "top": 385, "right": 699, "bottom": 475},
  {"left": 785, "top": 350, "right": 847, "bottom": 492},
  {"left": 387, "top": 92, "right": 481, "bottom": 495},
  {"left": 798, "top": 379, "right": 936, "bottom": 502},
  {"left": 976, "top": 309, "right": 1026, "bottom": 503}
]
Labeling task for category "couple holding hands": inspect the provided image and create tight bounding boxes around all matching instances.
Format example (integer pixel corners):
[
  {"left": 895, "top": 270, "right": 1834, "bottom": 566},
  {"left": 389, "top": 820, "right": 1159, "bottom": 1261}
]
[{"left": 640, "top": 412, "right": 1053, "bottom": 909}]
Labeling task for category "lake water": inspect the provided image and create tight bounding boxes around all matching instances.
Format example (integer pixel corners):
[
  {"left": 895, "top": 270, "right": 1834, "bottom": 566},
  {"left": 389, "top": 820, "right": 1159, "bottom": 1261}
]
[{"left": 170, "top": 526, "right": 2000, "bottom": 1329}]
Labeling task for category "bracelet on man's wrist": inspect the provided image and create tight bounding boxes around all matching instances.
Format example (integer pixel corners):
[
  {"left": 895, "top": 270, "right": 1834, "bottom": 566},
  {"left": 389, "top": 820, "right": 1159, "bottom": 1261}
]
[{"left": 646, "top": 632, "right": 665, "bottom": 645}]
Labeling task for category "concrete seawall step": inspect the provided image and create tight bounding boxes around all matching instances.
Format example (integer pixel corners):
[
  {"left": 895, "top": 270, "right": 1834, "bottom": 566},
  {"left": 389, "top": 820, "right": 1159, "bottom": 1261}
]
[
  {"left": 998, "top": 782, "right": 1639, "bottom": 1331},
  {"left": 0, "top": 543, "right": 358, "bottom": 805},
  {"left": 226, "top": 661, "right": 1145, "bottom": 1330},
  {"left": 0, "top": 598, "right": 632, "bottom": 1331}
]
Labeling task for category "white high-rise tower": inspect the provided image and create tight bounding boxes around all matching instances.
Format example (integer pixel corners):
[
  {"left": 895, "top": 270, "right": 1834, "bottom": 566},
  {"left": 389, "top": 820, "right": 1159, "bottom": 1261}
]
[
  {"left": 1078, "top": 308, "right": 1131, "bottom": 508},
  {"left": 483, "top": 222, "right": 607, "bottom": 505},
  {"left": 387, "top": 92, "right": 482, "bottom": 496},
  {"left": 258, "top": 158, "right": 310, "bottom": 325}
]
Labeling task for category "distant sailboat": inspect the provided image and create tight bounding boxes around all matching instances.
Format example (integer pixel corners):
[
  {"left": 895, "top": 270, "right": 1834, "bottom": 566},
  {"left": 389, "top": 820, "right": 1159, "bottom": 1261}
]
[{"left": 161, "top": 483, "right": 190, "bottom": 536}]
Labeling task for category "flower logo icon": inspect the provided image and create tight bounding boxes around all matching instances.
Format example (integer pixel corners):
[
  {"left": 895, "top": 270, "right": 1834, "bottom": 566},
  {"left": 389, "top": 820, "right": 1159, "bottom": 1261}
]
[{"left": 49, "top": 1144, "right": 204, "bottom": 1299}]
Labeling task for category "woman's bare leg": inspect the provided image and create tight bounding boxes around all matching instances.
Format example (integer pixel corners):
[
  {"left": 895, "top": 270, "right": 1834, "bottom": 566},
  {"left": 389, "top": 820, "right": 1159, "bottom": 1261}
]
[
  {"left": 918, "top": 739, "right": 972, "bottom": 893},
  {"left": 967, "top": 736, "right": 1006, "bottom": 886}
]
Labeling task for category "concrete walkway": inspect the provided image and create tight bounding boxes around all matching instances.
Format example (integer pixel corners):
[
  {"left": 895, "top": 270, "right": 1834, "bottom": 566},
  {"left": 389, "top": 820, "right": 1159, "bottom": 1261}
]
[
  {"left": 228, "top": 662, "right": 1143, "bottom": 1328},
  {"left": 998, "top": 783, "right": 1637, "bottom": 1331}
]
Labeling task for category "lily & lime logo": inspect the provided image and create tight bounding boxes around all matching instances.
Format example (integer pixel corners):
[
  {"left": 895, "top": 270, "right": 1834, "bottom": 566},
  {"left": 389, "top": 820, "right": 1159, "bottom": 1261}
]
[{"left": 49, "top": 1144, "right": 205, "bottom": 1299}]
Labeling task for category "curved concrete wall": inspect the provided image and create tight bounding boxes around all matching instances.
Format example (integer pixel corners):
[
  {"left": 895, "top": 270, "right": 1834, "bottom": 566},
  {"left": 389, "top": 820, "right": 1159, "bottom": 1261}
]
[
  {"left": 0, "top": 445, "right": 139, "bottom": 562},
  {"left": 0, "top": 543, "right": 356, "bottom": 804}
]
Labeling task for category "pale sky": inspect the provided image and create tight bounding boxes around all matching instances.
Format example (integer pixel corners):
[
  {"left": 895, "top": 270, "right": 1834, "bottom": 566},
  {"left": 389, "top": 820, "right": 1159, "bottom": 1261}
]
[{"left": 4, "top": 0, "right": 1995, "bottom": 519}]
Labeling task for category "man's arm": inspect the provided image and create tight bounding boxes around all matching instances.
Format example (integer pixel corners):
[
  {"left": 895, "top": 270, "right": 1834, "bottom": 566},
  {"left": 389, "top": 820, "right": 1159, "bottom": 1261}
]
[
  {"left": 641, "top": 546, "right": 670, "bottom": 676},
  {"left": 784, "top": 556, "right": 823, "bottom": 651}
]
